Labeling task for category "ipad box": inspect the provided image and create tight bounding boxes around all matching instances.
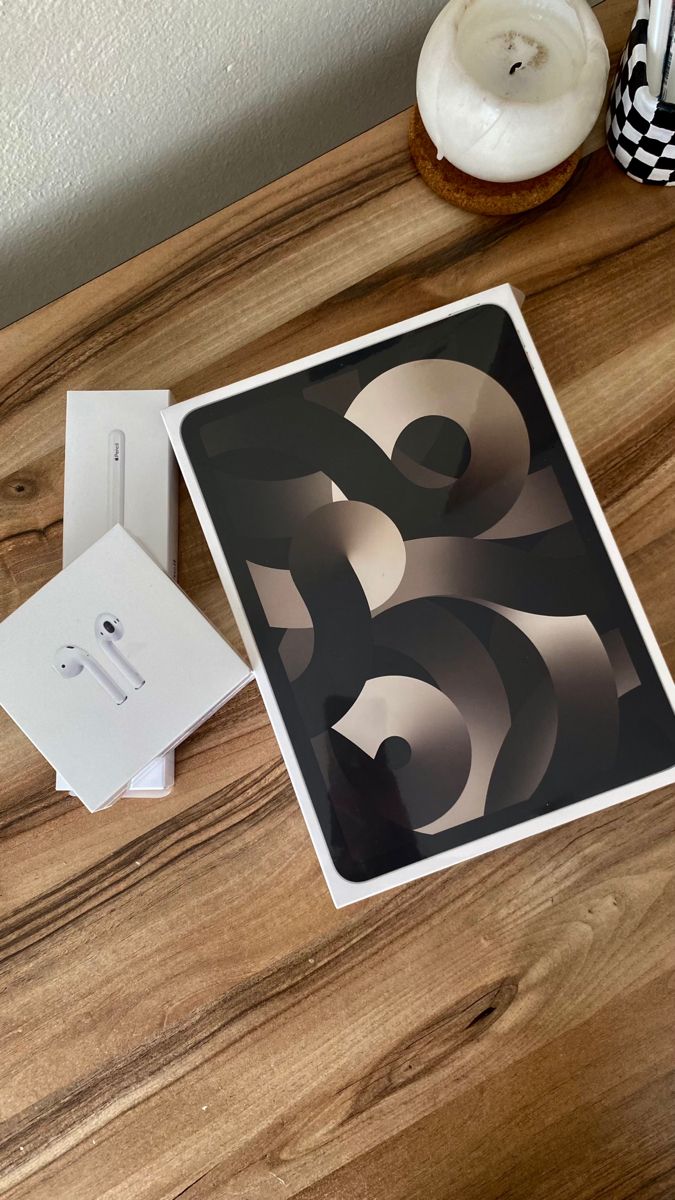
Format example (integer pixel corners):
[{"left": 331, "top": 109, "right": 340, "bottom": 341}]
[
  {"left": 57, "top": 390, "right": 178, "bottom": 797},
  {"left": 162, "top": 284, "right": 675, "bottom": 906},
  {"left": 1, "top": 527, "right": 252, "bottom": 812}
]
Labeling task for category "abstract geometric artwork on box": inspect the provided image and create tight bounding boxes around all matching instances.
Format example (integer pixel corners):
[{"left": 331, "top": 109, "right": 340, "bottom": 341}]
[{"left": 174, "top": 300, "right": 675, "bottom": 893}]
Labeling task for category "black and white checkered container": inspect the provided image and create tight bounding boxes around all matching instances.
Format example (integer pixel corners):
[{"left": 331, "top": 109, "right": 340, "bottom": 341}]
[{"left": 606, "top": 0, "right": 675, "bottom": 184}]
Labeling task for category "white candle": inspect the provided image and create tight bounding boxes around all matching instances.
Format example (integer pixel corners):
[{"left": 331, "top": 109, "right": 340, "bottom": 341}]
[{"left": 416, "top": 0, "right": 609, "bottom": 182}]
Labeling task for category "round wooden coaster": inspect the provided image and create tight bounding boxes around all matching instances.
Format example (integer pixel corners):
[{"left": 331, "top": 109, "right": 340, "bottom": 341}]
[{"left": 408, "top": 106, "right": 580, "bottom": 216}]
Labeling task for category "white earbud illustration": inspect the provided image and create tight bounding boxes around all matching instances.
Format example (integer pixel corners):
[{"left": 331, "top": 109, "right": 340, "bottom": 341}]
[
  {"left": 95, "top": 613, "right": 145, "bottom": 689},
  {"left": 54, "top": 646, "right": 127, "bottom": 706}
]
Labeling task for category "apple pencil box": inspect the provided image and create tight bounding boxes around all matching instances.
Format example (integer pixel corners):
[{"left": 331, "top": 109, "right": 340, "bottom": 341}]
[
  {"left": 58, "top": 390, "right": 178, "bottom": 797},
  {"left": 162, "top": 284, "right": 675, "bottom": 906}
]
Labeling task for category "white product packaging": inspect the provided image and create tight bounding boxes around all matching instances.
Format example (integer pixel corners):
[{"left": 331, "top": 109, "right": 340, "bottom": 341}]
[
  {"left": 0, "top": 526, "right": 252, "bottom": 812},
  {"left": 162, "top": 284, "right": 675, "bottom": 906},
  {"left": 57, "top": 390, "right": 178, "bottom": 796}
]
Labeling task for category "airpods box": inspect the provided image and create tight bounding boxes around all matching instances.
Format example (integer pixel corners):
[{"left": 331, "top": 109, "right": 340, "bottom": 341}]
[
  {"left": 58, "top": 390, "right": 178, "bottom": 797},
  {"left": 0, "top": 526, "right": 252, "bottom": 812}
]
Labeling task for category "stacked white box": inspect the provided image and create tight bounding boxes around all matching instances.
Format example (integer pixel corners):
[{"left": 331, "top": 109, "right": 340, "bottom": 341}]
[{"left": 57, "top": 390, "right": 178, "bottom": 796}]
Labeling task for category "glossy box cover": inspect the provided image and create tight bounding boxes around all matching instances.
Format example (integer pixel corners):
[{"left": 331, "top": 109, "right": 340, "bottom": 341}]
[{"left": 163, "top": 286, "right": 675, "bottom": 906}]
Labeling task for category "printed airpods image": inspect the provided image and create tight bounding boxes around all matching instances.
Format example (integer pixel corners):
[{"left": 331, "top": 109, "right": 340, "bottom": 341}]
[
  {"left": 53, "top": 645, "right": 127, "bottom": 706},
  {"left": 95, "top": 613, "right": 145, "bottom": 689}
]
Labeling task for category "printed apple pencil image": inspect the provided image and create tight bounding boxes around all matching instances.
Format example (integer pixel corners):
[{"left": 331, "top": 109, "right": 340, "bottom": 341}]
[{"left": 108, "top": 429, "right": 125, "bottom": 527}]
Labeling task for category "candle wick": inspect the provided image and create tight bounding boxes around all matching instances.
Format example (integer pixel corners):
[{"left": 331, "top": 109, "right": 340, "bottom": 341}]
[{"left": 509, "top": 61, "right": 523, "bottom": 75}]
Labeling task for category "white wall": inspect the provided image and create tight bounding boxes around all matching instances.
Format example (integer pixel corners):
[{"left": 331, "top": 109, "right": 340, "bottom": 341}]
[{"left": 0, "top": 0, "right": 446, "bottom": 328}]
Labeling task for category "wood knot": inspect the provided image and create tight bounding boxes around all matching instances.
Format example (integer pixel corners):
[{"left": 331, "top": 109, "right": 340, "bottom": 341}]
[
  {"left": 2, "top": 477, "right": 35, "bottom": 500},
  {"left": 351, "top": 975, "right": 519, "bottom": 1116}
]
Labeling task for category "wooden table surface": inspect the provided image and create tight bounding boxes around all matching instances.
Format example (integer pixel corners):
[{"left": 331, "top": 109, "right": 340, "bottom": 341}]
[{"left": 2, "top": 3, "right": 675, "bottom": 1196}]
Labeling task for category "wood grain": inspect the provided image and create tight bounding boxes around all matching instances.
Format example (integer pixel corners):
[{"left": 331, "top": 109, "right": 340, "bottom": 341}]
[{"left": 1, "top": 2, "right": 675, "bottom": 1196}]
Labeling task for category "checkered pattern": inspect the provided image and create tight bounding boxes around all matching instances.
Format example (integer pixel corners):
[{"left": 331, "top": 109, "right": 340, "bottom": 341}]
[{"left": 606, "top": 0, "right": 675, "bottom": 184}]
